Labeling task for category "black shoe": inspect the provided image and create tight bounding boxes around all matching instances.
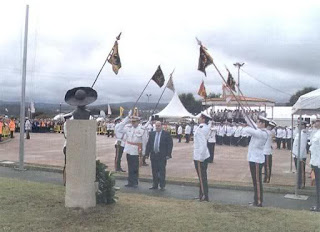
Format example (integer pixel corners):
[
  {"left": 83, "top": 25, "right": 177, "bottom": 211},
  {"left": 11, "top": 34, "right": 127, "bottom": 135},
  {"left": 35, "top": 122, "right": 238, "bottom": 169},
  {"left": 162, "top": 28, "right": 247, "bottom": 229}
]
[
  {"left": 116, "top": 168, "right": 126, "bottom": 172},
  {"left": 160, "top": 187, "right": 165, "bottom": 191},
  {"left": 149, "top": 186, "right": 158, "bottom": 190}
]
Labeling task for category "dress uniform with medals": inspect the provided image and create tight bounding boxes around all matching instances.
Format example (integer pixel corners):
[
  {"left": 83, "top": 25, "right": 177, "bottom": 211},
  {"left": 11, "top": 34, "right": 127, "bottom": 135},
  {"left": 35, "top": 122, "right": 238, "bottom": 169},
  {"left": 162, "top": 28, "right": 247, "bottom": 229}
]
[
  {"left": 193, "top": 112, "right": 212, "bottom": 201},
  {"left": 263, "top": 120, "right": 276, "bottom": 183},
  {"left": 115, "top": 110, "right": 146, "bottom": 188}
]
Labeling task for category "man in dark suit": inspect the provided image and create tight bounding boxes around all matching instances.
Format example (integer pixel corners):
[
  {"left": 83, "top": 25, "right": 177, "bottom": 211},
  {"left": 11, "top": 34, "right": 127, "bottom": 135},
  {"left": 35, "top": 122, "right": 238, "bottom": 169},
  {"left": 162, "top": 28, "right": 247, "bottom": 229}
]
[{"left": 145, "top": 121, "right": 173, "bottom": 190}]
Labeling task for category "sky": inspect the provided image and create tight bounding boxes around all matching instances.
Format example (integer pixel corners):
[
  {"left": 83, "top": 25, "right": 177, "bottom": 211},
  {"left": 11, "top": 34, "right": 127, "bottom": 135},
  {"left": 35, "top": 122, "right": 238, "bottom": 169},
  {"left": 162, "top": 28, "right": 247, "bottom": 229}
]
[{"left": 0, "top": 0, "right": 319, "bottom": 105}]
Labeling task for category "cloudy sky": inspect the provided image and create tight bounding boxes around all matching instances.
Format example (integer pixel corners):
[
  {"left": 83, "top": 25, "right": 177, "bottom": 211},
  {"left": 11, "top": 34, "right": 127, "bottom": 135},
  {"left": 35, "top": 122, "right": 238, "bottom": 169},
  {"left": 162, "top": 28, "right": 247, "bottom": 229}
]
[{"left": 0, "top": 0, "right": 319, "bottom": 105}]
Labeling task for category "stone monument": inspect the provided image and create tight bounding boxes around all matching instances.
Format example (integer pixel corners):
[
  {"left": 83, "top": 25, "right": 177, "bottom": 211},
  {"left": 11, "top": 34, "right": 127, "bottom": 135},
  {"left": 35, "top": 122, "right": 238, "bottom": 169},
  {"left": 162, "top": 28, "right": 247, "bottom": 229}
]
[{"left": 64, "top": 87, "right": 98, "bottom": 209}]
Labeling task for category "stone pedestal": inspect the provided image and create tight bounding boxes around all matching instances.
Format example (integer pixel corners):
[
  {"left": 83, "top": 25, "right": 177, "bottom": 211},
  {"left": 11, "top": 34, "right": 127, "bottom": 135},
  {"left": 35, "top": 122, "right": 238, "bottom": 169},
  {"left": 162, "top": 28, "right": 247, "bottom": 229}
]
[{"left": 65, "top": 120, "right": 96, "bottom": 209}]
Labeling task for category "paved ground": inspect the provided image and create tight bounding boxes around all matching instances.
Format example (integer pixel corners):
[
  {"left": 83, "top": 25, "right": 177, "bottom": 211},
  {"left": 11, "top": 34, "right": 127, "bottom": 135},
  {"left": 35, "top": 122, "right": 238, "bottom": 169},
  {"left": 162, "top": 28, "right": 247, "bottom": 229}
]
[
  {"left": 0, "top": 166, "right": 316, "bottom": 211},
  {"left": 0, "top": 132, "right": 311, "bottom": 188}
]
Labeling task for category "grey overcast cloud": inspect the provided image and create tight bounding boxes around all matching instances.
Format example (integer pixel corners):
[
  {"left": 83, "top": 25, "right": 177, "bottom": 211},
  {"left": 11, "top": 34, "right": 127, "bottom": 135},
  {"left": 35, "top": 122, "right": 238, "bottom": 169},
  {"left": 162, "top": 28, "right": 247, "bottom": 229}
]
[{"left": 0, "top": 0, "right": 319, "bottom": 105}]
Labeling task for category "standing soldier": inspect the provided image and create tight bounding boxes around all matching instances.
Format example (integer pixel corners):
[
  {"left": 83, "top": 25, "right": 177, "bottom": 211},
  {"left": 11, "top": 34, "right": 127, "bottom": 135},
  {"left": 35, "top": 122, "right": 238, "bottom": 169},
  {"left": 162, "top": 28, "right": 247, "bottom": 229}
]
[
  {"left": 243, "top": 115, "right": 269, "bottom": 207},
  {"left": 263, "top": 120, "right": 276, "bottom": 183},
  {"left": 25, "top": 118, "right": 32, "bottom": 139},
  {"left": 292, "top": 120, "right": 308, "bottom": 189},
  {"left": 0, "top": 117, "right": 3, "bottom": 142},
  {"left": 9, "top": 117, "right": 15, "bottom": 138},
  {"left": 115, "top": 110, "right": 144, "bottom": 188},
  {"left": 207, "top": 122, "right": 217, "bottom": 163},
  {"left": 286, "top": 126, "right": 292, "bottom": 150},
  {"left": 193, "top": 112, "right": 212, "bottom": 201},
  {"left": 114, "top": 117, "right": 126, "bottom": 172},
  {"left": 177, "top": 124, "right": 183, "bottom": 143},
  {"left": 185, "top": 123, "right": 191, "bottom": 143}
]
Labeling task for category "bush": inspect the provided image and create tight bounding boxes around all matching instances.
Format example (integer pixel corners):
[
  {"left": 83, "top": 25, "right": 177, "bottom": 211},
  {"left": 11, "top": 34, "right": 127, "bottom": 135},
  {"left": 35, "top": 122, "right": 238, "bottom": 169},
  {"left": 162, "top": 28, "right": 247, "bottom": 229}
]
[{"left": 96, "top": 160, "right": 117, "bottom": 204}]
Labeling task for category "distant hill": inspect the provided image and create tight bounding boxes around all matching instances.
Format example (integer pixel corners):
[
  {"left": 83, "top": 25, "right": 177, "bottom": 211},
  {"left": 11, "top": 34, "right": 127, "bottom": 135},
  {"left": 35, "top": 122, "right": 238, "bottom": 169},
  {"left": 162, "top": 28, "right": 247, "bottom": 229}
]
[{"left": 0, "top": 101, "right": 167, "bottom": 118}]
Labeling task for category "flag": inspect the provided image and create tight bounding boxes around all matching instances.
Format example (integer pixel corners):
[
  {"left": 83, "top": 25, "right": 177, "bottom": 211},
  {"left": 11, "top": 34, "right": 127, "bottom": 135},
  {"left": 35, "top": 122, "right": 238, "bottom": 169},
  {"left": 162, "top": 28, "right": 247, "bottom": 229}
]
[
  {"left": 119, "top": 106, "right": 124, "bottom": 117},
  {"left": 107, "top": 41, "right": 121, "bottom": 74},
  {"left": 226, "top": 68, "right": 236, "bottom": 91},
  {"left": 5, "top": 108, "right": 8, "bottom": 112},
  {"left": 166, "top": 70, "right": 175, "bottom": 92},
  {"left": 198, "top": 45, "right": 213, "bottom": 76},
  {"left": 107, "top": 104, "right": 112, "bottom": 115},
  {"left": 30, "top": 101, "right": 35, "bottom": 113},
  {"left": 198, "top": 80, "right": 207, "bottom": 98},
  {"left": 151, "top": 65, "right": 165, "bottom": 87}
]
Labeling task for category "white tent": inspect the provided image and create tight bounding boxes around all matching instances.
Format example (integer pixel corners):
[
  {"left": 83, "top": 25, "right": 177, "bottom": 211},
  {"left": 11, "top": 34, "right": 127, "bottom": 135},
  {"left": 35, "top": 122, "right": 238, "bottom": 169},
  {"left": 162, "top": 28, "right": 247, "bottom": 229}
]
[
  {"left": 292, "top": 88, "right": 320, "bottom": 115},
  {"left": 155, "top": 92, "right": 195, "bottom": 119}
]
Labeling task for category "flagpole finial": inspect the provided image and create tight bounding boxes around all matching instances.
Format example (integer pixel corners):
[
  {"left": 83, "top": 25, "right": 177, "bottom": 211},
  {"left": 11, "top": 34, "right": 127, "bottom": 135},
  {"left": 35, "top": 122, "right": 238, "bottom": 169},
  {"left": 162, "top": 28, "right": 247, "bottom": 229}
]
[
  {"left": 116, "top": 32, "right": 122, "bottom": 40},
  {"left": 196, "top": 37, "right": 202, "bottom": 46}
]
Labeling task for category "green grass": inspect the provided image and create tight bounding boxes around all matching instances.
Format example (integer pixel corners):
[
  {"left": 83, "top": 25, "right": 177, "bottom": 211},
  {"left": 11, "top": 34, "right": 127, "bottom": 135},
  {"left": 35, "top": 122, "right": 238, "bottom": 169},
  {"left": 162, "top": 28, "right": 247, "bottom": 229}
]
[{"left": 1, "top": 177, "right": 320, "bottom": 232}]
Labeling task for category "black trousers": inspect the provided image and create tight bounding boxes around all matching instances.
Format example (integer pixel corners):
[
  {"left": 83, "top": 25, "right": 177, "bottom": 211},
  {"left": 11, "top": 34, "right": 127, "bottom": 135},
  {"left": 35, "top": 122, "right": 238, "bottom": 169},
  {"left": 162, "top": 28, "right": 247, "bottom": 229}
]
[
  {"left": 126, "top": 154, "right": 139, "bottom": 186},
  {"left": 234, "top": 136, "right": 241, "bottom": 146},
  {"left": 10, "top": 131, "right": 14, "bottom": 138},
  {"left": 26, "top": 130, "right": 30, "bottom": 139},
  {"left": 194, "top": 160, "right": 209, "bottom": 201},
  {"left": 151, "top": 155, "right": 167, "bottom": 188},
  {"left": 240, "top": 137, "right": 248, "bottom": 147},
  {"left": 115, "top": 145, "right": 124, "bottom": 170},
  {"left": 276, "top": 138, "right": 281, "bottom": 149},
  {"left": 264, "top": 155, "right": 272, "bottom": 183},
  {"left": 286, "top": 139, "right": 292, "bottom": 150},
  {"left": 312, "top": 165, "right": 320, "bottom": 210},
  {"left": 185, "top": 134, "right": 190, "bottom": 143},
  {"left": 207, "top": 142, "right": 215, "bottom": 162},
  {"left": 282, "top": 139, "right": 286, "bottom": 149},
  {"left": 294, "top": 157, "right": 306, "bottom": 188},
  {"left": 177, "top": 134, "right": 182, "bottom": 143},
  {"left": 249, "top": 162, "right": 263, "bottom": 206},
  {"left": 224, "top": 136, "right": 231, "bottom": 146},
  {"left": 217, "top": 135, "right": 223, "bottom": 145}
]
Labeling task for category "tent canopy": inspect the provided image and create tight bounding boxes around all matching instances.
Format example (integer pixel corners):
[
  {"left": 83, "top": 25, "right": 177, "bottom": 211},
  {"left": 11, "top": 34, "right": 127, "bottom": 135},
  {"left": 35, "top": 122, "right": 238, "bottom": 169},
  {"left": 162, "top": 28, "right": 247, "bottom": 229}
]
[
  {"left": 155, "top": 92, "right": 195, "bottom": 119},
  {"left": 292, "top": 88, "right": 320, "bottom": 115}
]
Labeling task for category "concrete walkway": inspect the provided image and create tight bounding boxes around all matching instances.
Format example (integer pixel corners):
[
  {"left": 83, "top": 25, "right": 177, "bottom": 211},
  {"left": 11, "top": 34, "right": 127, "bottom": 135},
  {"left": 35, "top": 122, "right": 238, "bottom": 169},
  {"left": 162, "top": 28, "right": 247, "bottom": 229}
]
[{"left": 0, "top": 166, "right": 317, "bottom": 211}]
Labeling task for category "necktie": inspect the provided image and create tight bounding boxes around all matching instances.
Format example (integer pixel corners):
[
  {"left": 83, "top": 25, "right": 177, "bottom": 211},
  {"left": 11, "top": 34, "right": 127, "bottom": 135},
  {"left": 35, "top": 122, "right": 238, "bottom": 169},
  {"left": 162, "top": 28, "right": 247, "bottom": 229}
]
[{"left": 155, "top": 132, "right": 160, "bottom": 153}]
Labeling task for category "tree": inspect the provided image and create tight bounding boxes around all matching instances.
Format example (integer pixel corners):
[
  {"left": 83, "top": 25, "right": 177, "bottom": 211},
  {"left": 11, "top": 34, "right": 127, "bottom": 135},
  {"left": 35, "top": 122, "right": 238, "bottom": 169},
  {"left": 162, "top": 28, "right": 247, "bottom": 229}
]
[
  {"left": 289, "top": 87, "right": 316, "bottom": 106},
  {"left": 207, "top": 92, "right": 222, "bottom": 98},
  {"left": 178, "top": 93, "right": 202, "bottom": 114}
]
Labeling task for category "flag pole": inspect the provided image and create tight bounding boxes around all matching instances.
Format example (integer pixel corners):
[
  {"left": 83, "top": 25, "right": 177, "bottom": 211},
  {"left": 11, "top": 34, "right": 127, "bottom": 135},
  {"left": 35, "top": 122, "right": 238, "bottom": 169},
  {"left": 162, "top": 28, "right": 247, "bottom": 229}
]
[
  {"left": 91, "top": 32, "right": 121, "bottom": 88},
  {"left": 151, "top": 68, "right": 175, "bottom": 115},
  {"left": 132, "top": 78, "right": 153, "bottom": 110},
  {"left": 211, "top": 61, "right": 256, "bottom": 129}
]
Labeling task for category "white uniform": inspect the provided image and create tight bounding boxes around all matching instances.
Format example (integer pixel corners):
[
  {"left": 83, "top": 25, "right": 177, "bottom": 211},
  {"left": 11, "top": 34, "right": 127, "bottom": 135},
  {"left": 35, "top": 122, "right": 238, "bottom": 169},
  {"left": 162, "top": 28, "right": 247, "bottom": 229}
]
[
  {"left": 310, "top": 129, "right": 320, "bottom": 168},
  {"left": 243, "top": 127, "right": 268, "bottom": 163},
  {"left": 234, "top": 126, "right": 242, "bottom": 138},
  {"left": 177, "top": 126, "right": 182, "bottom": 135},
  {"left": 263, "top": 130, "right": 273, "bottom": 155},
  {"left": 116, "top": 117, "right": 144, "bottom": 156},
  {"left": 292, "top": 129, "right": 308, "bottom": 159},
  {"left": 193, "top": 123, "right": 210, "bottom": 161},
  {"left": 208, "top": 125, "right": 217, "bottom": 143},
  {"left": 185, "top": 125, "right": 191, "bottom": 135}
]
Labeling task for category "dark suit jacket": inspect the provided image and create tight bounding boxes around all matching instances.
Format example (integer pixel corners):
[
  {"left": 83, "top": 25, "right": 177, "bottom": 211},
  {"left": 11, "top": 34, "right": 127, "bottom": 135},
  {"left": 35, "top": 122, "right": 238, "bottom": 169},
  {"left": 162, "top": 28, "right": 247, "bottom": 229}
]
[{"left": 145, "top": 130, "right": 173, "bottom": 159}]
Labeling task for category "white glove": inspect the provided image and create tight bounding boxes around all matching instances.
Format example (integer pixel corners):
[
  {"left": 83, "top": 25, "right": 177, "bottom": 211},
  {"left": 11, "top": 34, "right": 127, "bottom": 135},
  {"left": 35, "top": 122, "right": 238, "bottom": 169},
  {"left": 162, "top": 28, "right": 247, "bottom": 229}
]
[
  {"left": 148, "top": 116, "right": 152, "bottom": 122},
  {"left": 128, "top": 110, "right": 132, "bottom": 117}
]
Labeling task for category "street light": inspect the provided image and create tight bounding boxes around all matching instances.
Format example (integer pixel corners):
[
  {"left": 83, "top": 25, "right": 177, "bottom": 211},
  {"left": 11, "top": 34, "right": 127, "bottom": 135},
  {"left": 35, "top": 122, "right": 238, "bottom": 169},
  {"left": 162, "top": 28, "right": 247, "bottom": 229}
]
[{"left": 233, "top": 62, "right": 245, "bottom": 90}]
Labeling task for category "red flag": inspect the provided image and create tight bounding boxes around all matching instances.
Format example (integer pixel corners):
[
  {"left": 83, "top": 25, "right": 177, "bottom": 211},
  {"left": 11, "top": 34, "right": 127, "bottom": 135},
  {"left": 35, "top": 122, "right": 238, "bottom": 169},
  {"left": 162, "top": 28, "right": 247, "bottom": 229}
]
[{"left": 198, "top": 81, "right": 207, "bottom": 98}]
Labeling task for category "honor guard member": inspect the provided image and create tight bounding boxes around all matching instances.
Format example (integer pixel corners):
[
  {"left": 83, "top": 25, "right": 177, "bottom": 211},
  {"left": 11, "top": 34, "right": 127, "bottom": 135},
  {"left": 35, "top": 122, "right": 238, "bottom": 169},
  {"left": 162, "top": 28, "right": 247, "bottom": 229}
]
[
  {"left": 292, "top": 120, "right": 308, "bottom": 189},
  {"left": 193, "top": 112, "right": 212, "bottom": 201},
  {"left": 116, "top": 110, "right": 144, "bottom": 188},
  {"left": 109, "top": 121, "right": 115, "bottom": 137},
  {"left": 141, "top": 119, "right": 152, "bottom": 166},
  {"left": 233, "top": 123, "right": 242, "bottom": 146},
  {"left": 177, "top": 124, "right": 183, "bottom": 143},
  {"left": 216, "top": 122, "right": 225, "bottom": 145},
  {"left": 0, "top": 117, "right": 3, "bottom": 142},
  {"left": 286, "top": 126, "right": 292, "bottom": 150},
  {"left": 25, "top": 118, "right": 32, "bottom": 139},
  {"left": 275, "top": 127, "right": 284, "bottom": 149},
  {"left": 114, "top": 117, "right": 126, "bottom": 172},
  {"left": 185, "top": 124, "right": 191, "bottom": 143},
  {"left": 207, "top": 122, "right": 217, "bottom": 163},
  {"left": 243, "top": 115, "right": 269, "bottom": 207},
  {"left": 62, "top": 112, "right": 73, "bottom": 186},
  {"left": 263, "top": 120, "right": 276, "bottom": 183},
  {"left": 309, "top": 117, "right": 320, "bottom": 212}
]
